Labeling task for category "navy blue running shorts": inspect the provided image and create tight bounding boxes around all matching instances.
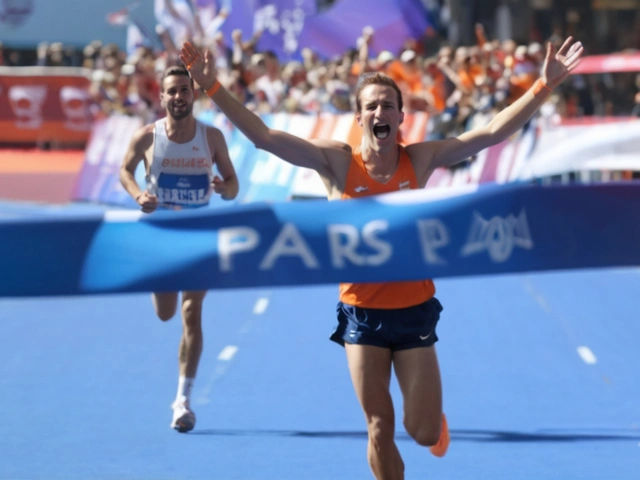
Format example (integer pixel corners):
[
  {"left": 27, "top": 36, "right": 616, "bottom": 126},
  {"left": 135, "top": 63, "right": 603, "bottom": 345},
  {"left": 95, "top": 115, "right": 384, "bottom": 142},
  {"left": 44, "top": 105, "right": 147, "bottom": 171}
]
[{"left": 330, "top": 297, "right": 443, "bottom": 351}]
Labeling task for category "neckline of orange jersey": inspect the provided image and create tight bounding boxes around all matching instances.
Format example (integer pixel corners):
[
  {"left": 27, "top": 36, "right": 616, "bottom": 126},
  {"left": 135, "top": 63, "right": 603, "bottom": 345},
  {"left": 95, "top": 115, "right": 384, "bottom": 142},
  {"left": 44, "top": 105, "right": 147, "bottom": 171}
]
[{"left": 353, "top": 144, "right": 404, "bottom": 186}]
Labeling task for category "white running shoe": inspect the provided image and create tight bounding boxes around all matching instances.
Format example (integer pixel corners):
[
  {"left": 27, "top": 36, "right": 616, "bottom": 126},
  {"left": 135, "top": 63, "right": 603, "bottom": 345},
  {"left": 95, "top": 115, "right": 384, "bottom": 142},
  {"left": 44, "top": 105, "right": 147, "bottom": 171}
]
[{"left": 170, "top": 395, "right": 196, "bottom": 433}]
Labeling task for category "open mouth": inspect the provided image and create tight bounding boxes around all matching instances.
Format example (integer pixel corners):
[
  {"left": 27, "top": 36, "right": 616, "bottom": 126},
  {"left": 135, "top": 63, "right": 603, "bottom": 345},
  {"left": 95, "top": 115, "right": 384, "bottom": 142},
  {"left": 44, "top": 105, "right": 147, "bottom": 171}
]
[{"left": 373, "top": 123, "right": 390, "bottom": 139}]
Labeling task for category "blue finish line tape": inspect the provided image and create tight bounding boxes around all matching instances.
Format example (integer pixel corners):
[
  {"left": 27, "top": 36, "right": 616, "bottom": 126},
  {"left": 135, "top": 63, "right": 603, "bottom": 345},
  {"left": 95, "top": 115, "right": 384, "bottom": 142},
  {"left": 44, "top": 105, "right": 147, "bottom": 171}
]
[{"left": 2, "top": 182, "right": 639, "bottom": 297}]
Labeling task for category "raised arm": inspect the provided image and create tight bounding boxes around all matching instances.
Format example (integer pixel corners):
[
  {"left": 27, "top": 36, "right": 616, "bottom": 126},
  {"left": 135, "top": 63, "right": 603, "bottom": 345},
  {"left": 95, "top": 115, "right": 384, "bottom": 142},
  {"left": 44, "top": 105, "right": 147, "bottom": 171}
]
[
  {"left": 357, "top": 26, "right": 374, "bottom": 74},
  {"left": 179, "top": 41, "right": 350, "bottom": 178},
  {"left": 416, "top": 37, "right": 583, "bottom": 170}
]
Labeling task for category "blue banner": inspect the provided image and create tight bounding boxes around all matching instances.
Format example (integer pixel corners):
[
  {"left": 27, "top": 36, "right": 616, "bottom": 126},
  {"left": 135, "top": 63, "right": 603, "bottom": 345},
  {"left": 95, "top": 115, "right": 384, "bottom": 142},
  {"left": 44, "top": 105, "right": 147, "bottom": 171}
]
[
  {"left": 2, "top": 183, "right": 640, "bottom": 297},
  {"left": 72, "top": 114, "right": 144, "bottom": 208},
  {"left": 219, "top": 0, "right": 430, "bottom": 60}
]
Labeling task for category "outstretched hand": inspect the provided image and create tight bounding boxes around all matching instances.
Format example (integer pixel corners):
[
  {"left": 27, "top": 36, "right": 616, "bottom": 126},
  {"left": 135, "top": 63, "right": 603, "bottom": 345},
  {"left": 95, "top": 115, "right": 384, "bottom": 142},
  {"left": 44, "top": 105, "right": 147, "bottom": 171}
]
[
  {"left": 180, "top": 41, "right": 217, "bottom": 91},
  {"left": 541, "top": 36, "right": 584, "bottom": 89}
]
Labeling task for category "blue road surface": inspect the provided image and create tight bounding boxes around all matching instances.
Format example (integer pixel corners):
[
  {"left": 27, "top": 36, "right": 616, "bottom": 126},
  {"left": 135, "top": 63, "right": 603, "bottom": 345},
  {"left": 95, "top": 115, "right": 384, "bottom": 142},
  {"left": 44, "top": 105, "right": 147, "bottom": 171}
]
[{"left": 1, "top": 201, "right": 639, "bottom": 479}]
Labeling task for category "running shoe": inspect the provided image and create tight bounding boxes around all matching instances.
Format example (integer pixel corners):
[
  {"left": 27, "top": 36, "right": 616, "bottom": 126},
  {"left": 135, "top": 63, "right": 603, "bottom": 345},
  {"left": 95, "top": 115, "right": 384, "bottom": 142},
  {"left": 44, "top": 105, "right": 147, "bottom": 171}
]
[
  {"left": 171, "top": 395, "right": 196, "bottom": 433},
  {"left": 429, "top": 413, "right": 450, "bottom": 457}
]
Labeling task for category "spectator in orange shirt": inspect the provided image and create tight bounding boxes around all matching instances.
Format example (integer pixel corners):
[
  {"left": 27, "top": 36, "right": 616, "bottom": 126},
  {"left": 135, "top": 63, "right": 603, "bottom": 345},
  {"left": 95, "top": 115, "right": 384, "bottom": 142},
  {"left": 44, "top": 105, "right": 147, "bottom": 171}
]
[{"left": 422, "top": 58, "right": 450, "bottom": 113}]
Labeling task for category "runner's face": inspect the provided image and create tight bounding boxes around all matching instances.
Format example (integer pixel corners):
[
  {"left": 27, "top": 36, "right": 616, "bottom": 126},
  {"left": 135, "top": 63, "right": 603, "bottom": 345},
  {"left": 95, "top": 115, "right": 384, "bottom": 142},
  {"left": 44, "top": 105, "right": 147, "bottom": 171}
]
[
  {"left": 162, "top": 75, "right": 194, "bottom": 120},
  {"left": 356, "top": 84, "right": 403, "bottom": 149}
]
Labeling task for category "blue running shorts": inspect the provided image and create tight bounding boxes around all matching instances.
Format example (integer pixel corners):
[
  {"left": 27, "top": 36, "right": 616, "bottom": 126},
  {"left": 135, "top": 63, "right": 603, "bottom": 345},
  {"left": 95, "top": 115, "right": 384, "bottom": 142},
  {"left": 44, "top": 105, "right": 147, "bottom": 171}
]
[{"left": 330, "top": 297, "right": 443, "bottom": 351}]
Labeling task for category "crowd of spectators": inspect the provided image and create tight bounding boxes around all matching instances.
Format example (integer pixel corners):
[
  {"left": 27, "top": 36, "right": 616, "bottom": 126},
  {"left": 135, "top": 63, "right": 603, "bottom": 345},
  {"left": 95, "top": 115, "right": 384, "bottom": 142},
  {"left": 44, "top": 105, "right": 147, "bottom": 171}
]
[{"left": 2, "top": 19, "right": 640, "bottom": 139}]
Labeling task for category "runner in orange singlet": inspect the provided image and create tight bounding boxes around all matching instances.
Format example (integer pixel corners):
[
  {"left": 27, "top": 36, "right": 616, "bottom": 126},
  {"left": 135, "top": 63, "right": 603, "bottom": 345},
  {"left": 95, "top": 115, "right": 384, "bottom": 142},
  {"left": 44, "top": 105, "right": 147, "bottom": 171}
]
[{"left": 180, "top": 37, "right": 583, "bottom": 479}]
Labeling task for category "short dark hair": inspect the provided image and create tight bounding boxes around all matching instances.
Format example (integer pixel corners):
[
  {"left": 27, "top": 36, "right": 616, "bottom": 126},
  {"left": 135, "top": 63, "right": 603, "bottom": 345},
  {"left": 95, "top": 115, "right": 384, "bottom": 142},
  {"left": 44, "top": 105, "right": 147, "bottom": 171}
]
[
  {"left": 161, "top": 65, "right": 194, "bottom": 91},
  {"left": 355, "top": 73, "right": 403, "bottom": 113}
]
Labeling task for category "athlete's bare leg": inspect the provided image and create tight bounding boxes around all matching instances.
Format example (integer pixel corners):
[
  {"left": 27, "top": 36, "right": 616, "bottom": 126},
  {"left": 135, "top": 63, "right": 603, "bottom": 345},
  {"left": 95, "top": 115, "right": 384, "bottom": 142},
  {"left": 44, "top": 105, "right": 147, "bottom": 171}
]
[
  {"left": 153, "top": 290, "right": 206, "bottom": 432},
  {"left": 345, "top": 344, "right": 405, "bottom": 480},
  {"left": 393, "top": 345, "right": 443, "bottom": 446},
  {"left": 152, "top": 292, "right": 178, "bottom": 321},
  {"left": 151, "top": 291, "right": 206, "bottom": 377},
  {"left": 178, "top": 290, "right": 207, "bottom": 378}
]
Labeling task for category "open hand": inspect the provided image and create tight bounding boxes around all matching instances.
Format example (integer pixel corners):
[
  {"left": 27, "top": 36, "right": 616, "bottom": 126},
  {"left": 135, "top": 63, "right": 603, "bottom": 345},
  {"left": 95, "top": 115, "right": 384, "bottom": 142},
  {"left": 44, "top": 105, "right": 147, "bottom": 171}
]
[
  {"left": 180, "top": 41, "right": 217, "bottom": 91},
  {"left": 542, "top": 36, "right": 584, "bottom": 89}
]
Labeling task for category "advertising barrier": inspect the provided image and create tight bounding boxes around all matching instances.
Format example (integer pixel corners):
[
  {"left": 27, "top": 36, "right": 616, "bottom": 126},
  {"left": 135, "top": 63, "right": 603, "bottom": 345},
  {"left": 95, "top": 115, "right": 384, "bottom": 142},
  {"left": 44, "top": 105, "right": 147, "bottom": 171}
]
[
  {"left": 0, "top": 67, "right": 94, "bottom": 146},
  {"left": 75, "top": 110, "right": 540, "bottom": 206}
]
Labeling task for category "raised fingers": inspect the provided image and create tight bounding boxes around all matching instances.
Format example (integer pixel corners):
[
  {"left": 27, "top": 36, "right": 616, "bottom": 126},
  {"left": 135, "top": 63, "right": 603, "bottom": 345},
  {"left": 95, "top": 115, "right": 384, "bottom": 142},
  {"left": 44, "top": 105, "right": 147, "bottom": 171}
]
[
  {"left": 181, "top": 41, "right": 199, "bottom": 58},
  {"left": 556, "top": 36, "right": 574, "bottom": 57},
  {"left": 566, "top": 44, "right": 584, "bottom": 71},
  {"left": 565, "top": 41, "right": 583, "bottom": 64},
  {"left": 180, "top": 42, "right": 201, "bottom": 68}
]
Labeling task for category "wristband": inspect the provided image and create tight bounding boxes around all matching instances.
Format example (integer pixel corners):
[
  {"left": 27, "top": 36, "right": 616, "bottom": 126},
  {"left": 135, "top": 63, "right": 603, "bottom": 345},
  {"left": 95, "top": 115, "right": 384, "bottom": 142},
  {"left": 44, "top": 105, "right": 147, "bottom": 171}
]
[
  {"left": 533, "top": 78, "right": 552, "bottom": 96},
  {"left": 205, "top": 81, "right": 221, "bottom": 97}
]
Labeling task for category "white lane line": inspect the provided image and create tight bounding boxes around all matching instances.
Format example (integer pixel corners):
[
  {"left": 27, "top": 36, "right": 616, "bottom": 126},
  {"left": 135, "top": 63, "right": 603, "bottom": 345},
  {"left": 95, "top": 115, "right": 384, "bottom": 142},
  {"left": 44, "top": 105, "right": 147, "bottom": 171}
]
[
  {"left": 534, "top": 294, "right": 550, "bottom": 312},
  {"left": 217, "top": 345, "right": 239, "bottom": 361},
  {"left": 253, "top": 297, "right": 269, "bottom": 315},
  {"left": 196, "top": 295, "right": 272, "bottom": 405},
  {"left": 577, "top": 346, "right": 597, "bottom": 365}
]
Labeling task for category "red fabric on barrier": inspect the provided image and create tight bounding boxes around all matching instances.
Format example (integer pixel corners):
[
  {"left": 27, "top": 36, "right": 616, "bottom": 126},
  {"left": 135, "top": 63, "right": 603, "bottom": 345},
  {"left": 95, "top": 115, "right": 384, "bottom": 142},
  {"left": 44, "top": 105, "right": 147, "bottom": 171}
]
[
  {"left": 0, "top": 67, "right": 94, "bottom": 146},
  {"left": 571, "top": 54, "right": 640, "bottom": 75}
]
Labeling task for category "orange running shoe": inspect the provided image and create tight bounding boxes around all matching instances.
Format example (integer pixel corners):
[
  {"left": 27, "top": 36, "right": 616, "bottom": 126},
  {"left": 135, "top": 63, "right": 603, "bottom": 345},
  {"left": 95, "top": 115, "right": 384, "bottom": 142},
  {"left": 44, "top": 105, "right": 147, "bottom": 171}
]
[{"left": 429, "top": 413, "right": 450, "bottom": 458}]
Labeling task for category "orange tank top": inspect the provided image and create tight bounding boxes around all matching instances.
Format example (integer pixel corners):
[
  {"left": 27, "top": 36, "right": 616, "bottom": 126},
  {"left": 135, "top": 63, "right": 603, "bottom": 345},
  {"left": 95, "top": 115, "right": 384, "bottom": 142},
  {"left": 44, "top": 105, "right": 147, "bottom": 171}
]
[{"left": 339, "top": 145, "right": 436, "bottom": 309}]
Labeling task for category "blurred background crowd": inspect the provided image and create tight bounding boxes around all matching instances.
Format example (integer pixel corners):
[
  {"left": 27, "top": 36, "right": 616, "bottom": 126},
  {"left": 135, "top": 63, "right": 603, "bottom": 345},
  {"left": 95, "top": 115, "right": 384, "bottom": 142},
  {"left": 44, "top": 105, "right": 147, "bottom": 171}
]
[{"left": 2, "top": 0, "right": 640, "bottom": 145}]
